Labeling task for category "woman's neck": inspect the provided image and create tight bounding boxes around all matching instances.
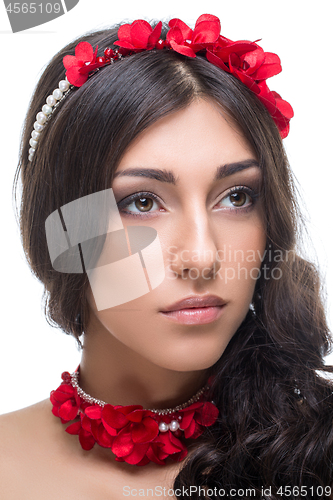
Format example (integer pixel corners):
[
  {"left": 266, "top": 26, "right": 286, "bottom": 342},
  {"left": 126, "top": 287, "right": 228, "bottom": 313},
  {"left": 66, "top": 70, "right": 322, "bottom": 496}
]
[{"left": 79, "top": 313, "right": 208, "bottom": 411}]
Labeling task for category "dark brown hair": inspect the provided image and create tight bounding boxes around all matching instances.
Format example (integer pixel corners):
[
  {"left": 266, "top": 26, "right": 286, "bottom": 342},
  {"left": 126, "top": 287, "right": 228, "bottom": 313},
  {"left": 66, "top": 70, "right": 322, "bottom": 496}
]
[{"left": 16, "top": 23, "right": 333, "bottom": 497}]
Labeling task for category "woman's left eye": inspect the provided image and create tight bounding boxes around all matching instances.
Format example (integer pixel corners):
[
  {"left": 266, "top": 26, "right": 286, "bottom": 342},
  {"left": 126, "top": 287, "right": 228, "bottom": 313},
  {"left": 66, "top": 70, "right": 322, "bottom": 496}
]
[{"left": 217, "top": 187, "right": 256, "bottom": 210}]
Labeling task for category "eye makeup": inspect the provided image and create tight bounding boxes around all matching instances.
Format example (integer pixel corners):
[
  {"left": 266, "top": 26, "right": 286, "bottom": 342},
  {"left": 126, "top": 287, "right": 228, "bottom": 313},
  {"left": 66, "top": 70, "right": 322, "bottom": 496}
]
[{"left": 116, "top": 183, "right": 260, "bottom": 218}]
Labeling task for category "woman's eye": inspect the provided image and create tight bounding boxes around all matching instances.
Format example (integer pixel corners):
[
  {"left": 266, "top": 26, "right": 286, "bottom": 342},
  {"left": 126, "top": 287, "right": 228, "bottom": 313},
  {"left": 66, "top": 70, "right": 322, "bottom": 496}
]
[
  {"left": 118, "top": 193, "right": 160, "bottom": 216},
  {"left": 218, "top": 189, "right": 253, "bottom": 209}
]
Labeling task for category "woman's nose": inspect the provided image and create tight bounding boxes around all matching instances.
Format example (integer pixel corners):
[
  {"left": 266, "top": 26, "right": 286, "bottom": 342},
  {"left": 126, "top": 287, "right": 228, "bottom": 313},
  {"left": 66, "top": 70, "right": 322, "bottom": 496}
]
[{"left": 167, "top": 208, "right": 221, "bottom": 280}]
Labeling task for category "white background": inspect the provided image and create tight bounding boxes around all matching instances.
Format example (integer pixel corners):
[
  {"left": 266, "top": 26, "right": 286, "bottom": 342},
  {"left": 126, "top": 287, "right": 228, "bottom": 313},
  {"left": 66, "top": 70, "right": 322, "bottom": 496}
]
[{"left": 0, "top": 1, "right": 332, "bottom": 414}]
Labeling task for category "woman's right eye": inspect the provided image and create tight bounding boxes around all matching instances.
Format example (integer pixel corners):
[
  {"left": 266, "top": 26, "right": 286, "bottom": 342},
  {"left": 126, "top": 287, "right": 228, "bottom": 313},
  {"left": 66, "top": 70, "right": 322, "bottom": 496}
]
[{"left": 117, "top": 192, "right": 162, "bottom": 217}]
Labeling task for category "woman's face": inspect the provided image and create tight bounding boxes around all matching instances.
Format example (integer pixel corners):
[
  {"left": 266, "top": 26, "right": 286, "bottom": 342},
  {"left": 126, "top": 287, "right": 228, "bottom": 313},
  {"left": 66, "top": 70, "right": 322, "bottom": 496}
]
[{"left": 87, "top": 98, "right": 266, "bottom": 372}]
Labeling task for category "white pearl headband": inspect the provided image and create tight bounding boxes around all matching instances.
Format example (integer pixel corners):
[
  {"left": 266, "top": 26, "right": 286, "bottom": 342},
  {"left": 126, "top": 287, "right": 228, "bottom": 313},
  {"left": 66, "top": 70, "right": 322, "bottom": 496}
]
[{"left": 28, "top": 77, "right": 72, "bottom": 162}]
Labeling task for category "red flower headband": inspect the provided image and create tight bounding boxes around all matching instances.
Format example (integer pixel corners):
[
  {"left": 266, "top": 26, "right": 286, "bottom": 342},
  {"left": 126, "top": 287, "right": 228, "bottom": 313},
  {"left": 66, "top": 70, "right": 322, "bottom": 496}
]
[
  {"left": 63, "top": 14, "right": 293, "bottom": 139},
  {"left": 28, "top": 14, "right": 293, "bottom": 163}
]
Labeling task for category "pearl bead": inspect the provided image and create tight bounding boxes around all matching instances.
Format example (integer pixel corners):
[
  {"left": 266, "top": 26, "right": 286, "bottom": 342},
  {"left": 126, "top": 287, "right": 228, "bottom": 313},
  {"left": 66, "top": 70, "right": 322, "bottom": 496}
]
[
  {"left": 31, "top": 130, "right": 40, "bottom": 140},
  {"left": 29, "top": 147, "right": 36, "bottom": 155},
  {"left": 28, "top": 154, "right": 34, "bottom": 162},
  {"left": 53, "top": 88, "right": 63, "bottom": 100},
  {"left": 169, "top": 420, "right": 180, "bottom": 432},
  {"left": 36, "top": 112, "right": 47, "bottom": 125},
  {"left": 159, "top": 422, "right": 169, "bottom": 432},
  {"left": 59, "top": 80, "right": 69, "bottom": 92},
  {"left": 29, "top": 138, "right": 38, "bottom": 148},
  {"left": 42, "top": 104, "right": 52, "bottom": 115},
  {"left": 46, "top": 95, "right": 56, "bottom": 106},
  {"left": 34, "top": 121, "right": 44, "bottom": 132}
]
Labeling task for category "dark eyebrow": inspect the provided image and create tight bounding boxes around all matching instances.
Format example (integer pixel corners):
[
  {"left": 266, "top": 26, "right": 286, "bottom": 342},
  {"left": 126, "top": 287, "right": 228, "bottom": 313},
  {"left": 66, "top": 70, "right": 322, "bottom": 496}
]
[
  {"left": 215, "top": 159, "right": 260, "bottom": 180},
  {"left": 113, "top": 168, "right": 178, "bottom": 184},
  {"left": 113, "top": 159, "right": 260, "bottom": 185}
]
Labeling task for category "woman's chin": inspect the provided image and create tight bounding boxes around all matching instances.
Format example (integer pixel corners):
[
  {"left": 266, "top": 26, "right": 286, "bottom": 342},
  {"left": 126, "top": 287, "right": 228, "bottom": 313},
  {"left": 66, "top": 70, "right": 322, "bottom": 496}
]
[{"left": 146, "top": 345, "right": 226, "bottom": 373}]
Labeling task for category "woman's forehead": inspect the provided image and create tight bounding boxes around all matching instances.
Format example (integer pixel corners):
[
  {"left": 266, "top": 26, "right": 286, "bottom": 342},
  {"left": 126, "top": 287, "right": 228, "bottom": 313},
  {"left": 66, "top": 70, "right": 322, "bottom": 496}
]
[{"left": 114, "top": 99, "right": 257, "bottom": 177}]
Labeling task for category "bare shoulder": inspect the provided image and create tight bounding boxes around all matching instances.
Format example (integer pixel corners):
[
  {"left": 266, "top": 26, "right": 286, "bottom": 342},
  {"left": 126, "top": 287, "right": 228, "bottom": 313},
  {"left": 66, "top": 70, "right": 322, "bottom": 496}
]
[
  {"left": 0, "top": 398, "right": 55, "bottom": 454},
  {"left": 0, "top": 397, "right": 53, "bottom": 426},
  {"left": 0, "top": 400, "right": 182, "bottom": 499},
  {"left": 0, "top": 399, "right": 76, "bottom": 498}
]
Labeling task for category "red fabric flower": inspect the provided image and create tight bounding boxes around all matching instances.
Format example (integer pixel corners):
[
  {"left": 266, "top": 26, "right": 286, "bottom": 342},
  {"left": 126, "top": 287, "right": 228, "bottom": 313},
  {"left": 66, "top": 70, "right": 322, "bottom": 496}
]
[
  {"left": 102, "top": 405, "right": 159, "bottom": 465},
  {"left": 206, "top": 39, "right": 293, "bottom": 136},
  {"left": 167, "top": 14, "right": 221, "bottom": 57},
  {"left": 63, "top": 42, "right": 101, "bottom": 87},
  {"left": 256, "top": 81, "right": 294, "bottom": 139},
  {"left": 66, "top": 417, "right": 96, "bottom": 450},
  {"left": 147, "top": 430, "right": 187, "bottom": 465},
  {"left": 114, "top": 20, "right": 162, "bottom": 52},
  {"left": 207, "top": 41, "right": 281, "bottom": 92},
  {"left": 66, "top": 405, "right": 115, "bottom": 450},
  {"left": 50, "top": 372, "right": 80, "bottom": 423},
  {"left": 178, "top": 401, "right": 219, "bottom": 439}
]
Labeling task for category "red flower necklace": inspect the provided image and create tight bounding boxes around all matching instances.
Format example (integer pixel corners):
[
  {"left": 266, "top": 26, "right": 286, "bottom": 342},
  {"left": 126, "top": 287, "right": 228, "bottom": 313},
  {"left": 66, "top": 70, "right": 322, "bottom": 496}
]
[{"left": 50, "top": 367, "right": 219, "bottom": 466}]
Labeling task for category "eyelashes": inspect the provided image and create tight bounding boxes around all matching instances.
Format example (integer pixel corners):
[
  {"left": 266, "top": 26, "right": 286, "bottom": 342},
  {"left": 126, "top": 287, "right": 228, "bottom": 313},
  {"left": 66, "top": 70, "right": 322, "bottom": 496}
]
[{"left": 117, "top": 186, "right": 260, "bottom": 218}]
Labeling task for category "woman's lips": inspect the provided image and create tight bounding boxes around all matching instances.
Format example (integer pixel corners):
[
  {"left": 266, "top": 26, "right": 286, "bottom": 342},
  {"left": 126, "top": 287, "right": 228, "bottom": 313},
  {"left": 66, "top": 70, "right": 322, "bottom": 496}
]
[{"left": 160, "top": 305, "right": 226, "bottom": 325}]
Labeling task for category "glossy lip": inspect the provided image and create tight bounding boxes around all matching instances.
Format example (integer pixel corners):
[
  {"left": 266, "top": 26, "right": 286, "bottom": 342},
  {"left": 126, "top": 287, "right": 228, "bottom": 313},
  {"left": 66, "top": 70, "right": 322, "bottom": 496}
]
[
  {"left": 161, "top": 294, "right": 227, "bottom": 312},
  {"left": 159, "top": 295, "right": 227, "bottom": 325}
]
